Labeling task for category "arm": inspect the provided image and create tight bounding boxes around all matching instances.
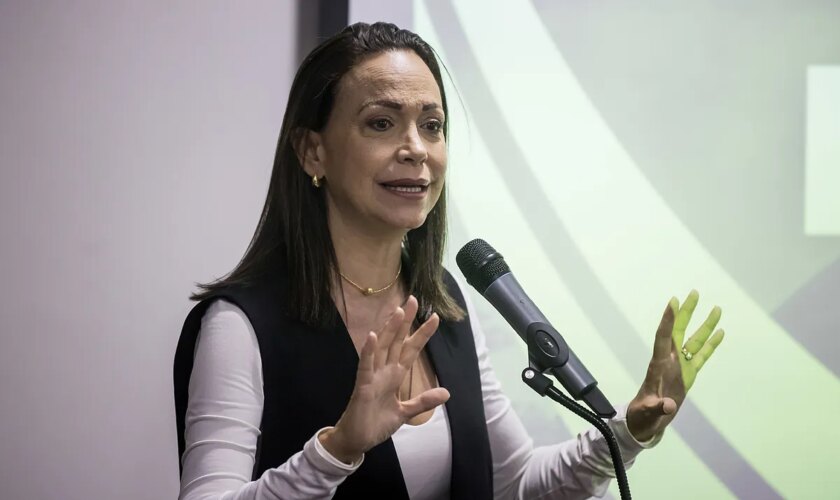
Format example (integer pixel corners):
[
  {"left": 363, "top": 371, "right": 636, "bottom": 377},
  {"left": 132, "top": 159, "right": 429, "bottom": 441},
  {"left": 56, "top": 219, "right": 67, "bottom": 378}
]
[
  {"left": 456, "top": 279, "right": 662, "bottom": 500},
  {"left": 179, "top": 296, "right": 449, "bottom": 500},
  {"left": 178, "top": 299, "right": 362, "bottom": 500}
]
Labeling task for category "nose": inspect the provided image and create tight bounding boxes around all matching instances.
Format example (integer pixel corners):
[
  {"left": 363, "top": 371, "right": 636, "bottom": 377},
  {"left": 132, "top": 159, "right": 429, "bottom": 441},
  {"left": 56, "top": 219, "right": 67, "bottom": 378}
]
[{"left": 397, "top": 125, "right": 428, "bottom": 166}]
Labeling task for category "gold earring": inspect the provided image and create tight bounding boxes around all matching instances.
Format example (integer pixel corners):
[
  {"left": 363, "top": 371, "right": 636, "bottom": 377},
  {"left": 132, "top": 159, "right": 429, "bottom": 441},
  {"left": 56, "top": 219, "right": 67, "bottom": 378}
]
[{"left": 311, "top": 175, "right": 321, "bottom": 188}]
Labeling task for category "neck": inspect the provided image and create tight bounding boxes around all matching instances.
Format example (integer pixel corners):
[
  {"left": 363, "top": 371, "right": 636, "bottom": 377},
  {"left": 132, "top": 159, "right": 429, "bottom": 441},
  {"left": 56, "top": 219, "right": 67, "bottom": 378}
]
[{"left": 328, "top": 209, "right": 405, "bottom": 292}]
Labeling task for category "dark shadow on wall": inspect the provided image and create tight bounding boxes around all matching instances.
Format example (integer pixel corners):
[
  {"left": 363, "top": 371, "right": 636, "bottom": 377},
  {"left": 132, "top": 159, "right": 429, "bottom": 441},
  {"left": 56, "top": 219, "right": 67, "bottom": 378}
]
[
  {"left": 296, "top": 0, "right": 349, "bottom": 64},
  {"left": 774, "top": 257, "right": 840, "bottom": 378}
]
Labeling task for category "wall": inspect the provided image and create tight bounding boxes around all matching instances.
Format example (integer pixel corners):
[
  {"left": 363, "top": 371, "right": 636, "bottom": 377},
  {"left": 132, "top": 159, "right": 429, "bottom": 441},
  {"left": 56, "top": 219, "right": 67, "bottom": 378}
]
[{"left": 0, "top": 2, "right": 298, "bottom": 498}]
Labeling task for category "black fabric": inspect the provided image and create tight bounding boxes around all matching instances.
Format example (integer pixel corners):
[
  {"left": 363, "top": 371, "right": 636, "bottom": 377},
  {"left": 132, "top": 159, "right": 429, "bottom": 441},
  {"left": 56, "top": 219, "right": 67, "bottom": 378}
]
[{"left": 173, "top": 267, "right": 493, "bottom": 499}]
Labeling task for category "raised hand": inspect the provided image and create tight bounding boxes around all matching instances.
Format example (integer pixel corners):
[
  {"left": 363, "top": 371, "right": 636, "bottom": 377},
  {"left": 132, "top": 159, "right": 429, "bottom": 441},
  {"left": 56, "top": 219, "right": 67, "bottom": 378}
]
[
  {"left": 318, "top": 296, "right": 450, "bottom": 463},
  {"left": 626, "top": 290, "right": 725, "bottom": 442}
]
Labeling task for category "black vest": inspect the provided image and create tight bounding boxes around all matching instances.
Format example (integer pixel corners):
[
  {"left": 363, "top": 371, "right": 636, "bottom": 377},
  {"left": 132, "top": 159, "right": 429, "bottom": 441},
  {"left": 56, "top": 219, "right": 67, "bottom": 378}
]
[{"left": 173, "top": 267, "right": 493, "bottom": 499}]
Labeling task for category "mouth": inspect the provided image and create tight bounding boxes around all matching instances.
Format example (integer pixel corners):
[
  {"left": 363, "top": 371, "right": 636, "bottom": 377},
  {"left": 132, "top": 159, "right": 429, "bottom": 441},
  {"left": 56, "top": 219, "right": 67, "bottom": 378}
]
[{"left": 379, "top": 179, "right": 431, "bottom": 195}]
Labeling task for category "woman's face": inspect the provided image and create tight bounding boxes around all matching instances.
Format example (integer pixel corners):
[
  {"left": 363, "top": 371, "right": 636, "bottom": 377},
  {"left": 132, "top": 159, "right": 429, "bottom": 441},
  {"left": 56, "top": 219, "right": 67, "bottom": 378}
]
[{"left": 307, "top": 49, "right": 447, "bottom": 236}]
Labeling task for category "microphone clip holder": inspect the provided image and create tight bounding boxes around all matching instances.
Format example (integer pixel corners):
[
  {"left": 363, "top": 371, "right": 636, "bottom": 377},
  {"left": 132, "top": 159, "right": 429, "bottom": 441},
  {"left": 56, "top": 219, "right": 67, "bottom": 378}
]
[
  {"left": 525, "top": 321, "right": 570, "bottom": 374},
  {"left": 525, "top": 322, "right": 615, "bottom": 418}
]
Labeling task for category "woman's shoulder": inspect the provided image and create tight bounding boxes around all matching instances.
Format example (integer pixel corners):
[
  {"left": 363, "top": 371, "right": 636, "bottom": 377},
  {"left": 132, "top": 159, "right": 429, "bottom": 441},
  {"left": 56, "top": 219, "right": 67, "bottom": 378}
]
[
  {"left": 194, "top": 298, "right": 263, "bottom": 379},
  {"left": 202, "top": 298, "right": 251, "bottom": 333},
  {"left": 191, "top": 265, "right": 289, "bottom": 319}
]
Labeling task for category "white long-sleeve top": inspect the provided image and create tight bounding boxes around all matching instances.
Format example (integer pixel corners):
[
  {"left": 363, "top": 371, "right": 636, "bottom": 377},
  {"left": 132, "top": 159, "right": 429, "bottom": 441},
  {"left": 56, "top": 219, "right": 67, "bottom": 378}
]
[{"left": 178, "top": 280, "right": 662, "bottom": 500}]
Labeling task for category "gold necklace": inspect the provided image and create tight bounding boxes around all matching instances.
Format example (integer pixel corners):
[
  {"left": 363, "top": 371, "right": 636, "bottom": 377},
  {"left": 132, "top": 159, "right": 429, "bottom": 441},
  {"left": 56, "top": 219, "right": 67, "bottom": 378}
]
[
  {"left": 401, "top": 359, "right": 416, "bottom": 402},
  {"left": 408, "top": 361, "right": 414, "bottom": 400},
  {"left": 338, "top": 263, "right": 402, "bottom": 296}
]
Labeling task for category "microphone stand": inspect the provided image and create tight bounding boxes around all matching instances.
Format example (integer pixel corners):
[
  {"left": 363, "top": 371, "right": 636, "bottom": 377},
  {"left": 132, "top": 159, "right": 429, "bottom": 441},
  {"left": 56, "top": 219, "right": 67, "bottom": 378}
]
[{"left": 521, "top": 330, "right": 632, "bottom": 500}]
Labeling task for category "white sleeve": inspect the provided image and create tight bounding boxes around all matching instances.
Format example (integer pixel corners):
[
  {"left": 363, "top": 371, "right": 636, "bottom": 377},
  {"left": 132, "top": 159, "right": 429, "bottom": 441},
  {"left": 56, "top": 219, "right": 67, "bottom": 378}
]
[
  {"left": 178, "top": 299, "right": 364, "bottom": 500},
  {"left": 455, "top": 278, "right": 663, "bottom": 500}
]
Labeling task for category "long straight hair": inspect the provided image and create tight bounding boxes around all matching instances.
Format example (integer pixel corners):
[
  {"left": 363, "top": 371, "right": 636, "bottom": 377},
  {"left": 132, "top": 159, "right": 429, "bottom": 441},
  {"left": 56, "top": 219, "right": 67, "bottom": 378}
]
[{"left": 191, "top": 22, "right": 464, "bottom": 326}]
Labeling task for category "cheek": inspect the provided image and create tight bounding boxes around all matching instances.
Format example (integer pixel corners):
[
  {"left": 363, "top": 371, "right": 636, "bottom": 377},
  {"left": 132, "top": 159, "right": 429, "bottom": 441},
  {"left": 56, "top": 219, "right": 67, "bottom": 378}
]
[
  {"left": 325, "top": 143, "right": 380, "bottom": 186},
  {"left": 346, "top": 140, "right": 392, "bottom": 174},
  {"left": 428, "top": 175, "right": 446, "bottom": 208},
  {"left": 430, "top": 145, "right": 447, "bottom": 177}
]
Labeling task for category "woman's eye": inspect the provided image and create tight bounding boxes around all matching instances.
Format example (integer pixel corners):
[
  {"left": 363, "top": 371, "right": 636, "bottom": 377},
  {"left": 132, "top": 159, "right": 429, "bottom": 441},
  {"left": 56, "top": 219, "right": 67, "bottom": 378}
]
[
  {"left": 369, "top": 118, "right": 393, "bottom": 131},
  {"left": 423, "top": 120, "right": 443, "bottom": 133}
]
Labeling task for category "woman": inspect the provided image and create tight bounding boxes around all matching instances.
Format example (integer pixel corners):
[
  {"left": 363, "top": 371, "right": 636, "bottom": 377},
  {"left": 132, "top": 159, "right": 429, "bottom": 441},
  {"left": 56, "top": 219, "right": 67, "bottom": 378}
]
[{"left": 174, "top": 22, "right": 725, "bottom": 499}]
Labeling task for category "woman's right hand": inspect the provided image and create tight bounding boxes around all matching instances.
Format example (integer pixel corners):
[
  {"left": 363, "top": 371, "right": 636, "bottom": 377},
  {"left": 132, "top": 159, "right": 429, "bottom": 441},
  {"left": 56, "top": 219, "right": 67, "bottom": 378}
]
[{"left": 318, "top": 295, "right": 449, "bottom": 464}]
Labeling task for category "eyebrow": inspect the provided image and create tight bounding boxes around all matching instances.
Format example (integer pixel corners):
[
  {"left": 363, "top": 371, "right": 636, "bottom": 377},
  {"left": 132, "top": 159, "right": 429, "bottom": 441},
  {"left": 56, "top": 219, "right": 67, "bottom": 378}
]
[{"left": 358, "top": 99, "right": 441, "bottom": 114}]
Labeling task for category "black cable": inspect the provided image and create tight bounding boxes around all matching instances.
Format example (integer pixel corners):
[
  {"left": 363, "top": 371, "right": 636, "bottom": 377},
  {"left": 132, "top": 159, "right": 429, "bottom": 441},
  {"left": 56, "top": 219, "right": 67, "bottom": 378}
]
[{"left": 522, "top": 369, "right": 631, "bottom": 500}]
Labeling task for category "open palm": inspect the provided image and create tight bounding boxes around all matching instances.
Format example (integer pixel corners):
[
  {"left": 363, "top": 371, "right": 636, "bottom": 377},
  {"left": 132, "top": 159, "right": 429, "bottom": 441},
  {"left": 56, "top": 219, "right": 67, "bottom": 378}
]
[
  {"left": 320, "top": 296, "right": 450, "bottom": 463},
  {"left": 627, "top": 290, "right": 725, "bottom": 442}
]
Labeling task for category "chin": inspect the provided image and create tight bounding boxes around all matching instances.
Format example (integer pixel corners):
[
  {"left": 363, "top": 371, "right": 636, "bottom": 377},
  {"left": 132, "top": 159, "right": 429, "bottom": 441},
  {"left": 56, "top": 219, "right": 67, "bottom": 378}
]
[{"left": 380, "top": 212, "right": 429, "bottom": 232}]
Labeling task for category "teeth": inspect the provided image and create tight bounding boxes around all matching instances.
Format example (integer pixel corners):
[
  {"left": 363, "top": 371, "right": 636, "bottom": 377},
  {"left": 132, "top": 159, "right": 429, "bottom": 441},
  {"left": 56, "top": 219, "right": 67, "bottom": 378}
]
[{"left": 386, "top": 185, "right": 424, "bottom": 193}]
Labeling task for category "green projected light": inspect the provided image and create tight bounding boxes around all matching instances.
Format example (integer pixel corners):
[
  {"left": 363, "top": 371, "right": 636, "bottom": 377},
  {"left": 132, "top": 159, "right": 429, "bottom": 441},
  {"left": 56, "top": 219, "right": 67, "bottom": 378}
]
[{"left": 414, "top": 1, "right": 840, "bottom": 498}]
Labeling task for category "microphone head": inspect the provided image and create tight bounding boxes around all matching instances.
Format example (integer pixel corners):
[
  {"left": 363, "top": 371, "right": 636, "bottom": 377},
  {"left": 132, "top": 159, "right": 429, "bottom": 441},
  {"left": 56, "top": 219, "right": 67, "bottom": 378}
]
[{"left": 456, "top": 238, "right": 511, "bottom": 294}]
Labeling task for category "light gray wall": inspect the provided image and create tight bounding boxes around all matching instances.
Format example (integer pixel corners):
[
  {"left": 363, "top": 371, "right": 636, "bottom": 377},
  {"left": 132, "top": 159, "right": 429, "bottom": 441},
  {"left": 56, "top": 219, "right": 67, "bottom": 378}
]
[
  {"left": 350, "top": 0, "right": 412, "bottom": 29},
  {"left": 0, "top": 2, "right": 298, "bottom": 499}
]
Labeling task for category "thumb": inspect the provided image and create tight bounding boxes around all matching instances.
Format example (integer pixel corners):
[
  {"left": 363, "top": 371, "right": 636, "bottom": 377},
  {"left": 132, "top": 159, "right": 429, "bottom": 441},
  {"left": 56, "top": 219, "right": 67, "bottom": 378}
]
[
  {"left": 659, "top": 397, "right": 677, "bottom": 415},
  {"left": 638, "top": 396, "right": 677, "bottom": 417},
  {"left": 401, "top": 388, "right": 450, "bottom": 420}
]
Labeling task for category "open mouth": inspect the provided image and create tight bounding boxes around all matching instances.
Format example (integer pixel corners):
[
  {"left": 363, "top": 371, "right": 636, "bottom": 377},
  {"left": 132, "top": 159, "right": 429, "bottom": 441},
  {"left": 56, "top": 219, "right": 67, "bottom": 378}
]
[
  {"left": 382, "top": 184, "right": 427, "bottom": 193},
  {"left": 380, "top": 180, "right": 430, "bottom": 195}
]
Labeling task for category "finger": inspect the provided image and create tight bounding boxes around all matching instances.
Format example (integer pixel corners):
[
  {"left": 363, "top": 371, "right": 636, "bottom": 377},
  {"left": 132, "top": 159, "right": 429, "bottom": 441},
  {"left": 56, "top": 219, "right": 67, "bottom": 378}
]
[
  {"left": 374, "top": 307, "right": 405, "bottom": 370},
  {"left": 401, "top": 387, "right": 450, "bottom": 419},
  {"left": 399, "top": 313, "right": 440, "bottom": 367},
  {"left": 673, "top": 289, "right": 699, "bottom": 348},
  {"left": 387, "top": 296, "right": 417, "bottom": 365},
  {"left": 660, "top": 397, "right": 678, "bottom": 415},
  {"left": 640, "top": 395, "right": 677, "bottom": 417},
  {"left": 684, "top": 305, "right": 721, "bottom": 354},
  {"left": 356, "top": 332, "right": 377, "bottom": 387},
  {"left": 402, "top": 295, "right": 419, "bottom": 322},
  {"left": 691, "top": 328, "right": 725, "bottom": 371},
  {"left": 653, "top": 297, "right": 679, "bottom": 360}
]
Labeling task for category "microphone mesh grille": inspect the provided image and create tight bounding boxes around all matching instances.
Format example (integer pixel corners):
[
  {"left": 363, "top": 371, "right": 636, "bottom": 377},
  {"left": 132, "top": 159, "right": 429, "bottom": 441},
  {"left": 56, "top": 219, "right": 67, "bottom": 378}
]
[{"left": 456, "top": 238, "right": 511, "bottom": 294}]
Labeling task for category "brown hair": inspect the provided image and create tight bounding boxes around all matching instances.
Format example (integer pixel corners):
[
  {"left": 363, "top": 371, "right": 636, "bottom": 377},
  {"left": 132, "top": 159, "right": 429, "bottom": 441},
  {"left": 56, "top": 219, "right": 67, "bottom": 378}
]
[{"left": 191, "top": 22, "right": 464, "bottom": 326}]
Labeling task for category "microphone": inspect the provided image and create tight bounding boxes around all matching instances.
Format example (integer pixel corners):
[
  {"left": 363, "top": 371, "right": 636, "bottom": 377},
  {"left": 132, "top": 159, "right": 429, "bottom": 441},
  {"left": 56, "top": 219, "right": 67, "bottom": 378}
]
[{"left": 456, "top": 238, "right": 616, "bottom": 418}]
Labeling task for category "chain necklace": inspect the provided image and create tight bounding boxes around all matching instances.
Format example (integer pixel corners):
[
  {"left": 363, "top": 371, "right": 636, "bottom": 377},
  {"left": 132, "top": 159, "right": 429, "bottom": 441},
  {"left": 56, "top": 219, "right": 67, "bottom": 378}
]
[
  {"left": 406, "top": 361, "right": 415, "bottom": 401},
  {"left": 338, "top": 263, "right": 402, "bottom": 296}
]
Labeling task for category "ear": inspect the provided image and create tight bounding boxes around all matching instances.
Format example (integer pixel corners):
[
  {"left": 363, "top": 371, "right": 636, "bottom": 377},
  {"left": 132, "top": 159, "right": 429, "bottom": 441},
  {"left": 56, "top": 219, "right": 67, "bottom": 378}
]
[{"left": 293, "top": 128, "right": 326, "bottom": 179}]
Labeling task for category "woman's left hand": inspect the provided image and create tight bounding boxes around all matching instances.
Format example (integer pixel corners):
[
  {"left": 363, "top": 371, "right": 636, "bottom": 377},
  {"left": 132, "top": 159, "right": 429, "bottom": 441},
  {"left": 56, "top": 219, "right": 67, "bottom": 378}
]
[{"left": 626, "top": 290, "right": 725, "bottom": 442}]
